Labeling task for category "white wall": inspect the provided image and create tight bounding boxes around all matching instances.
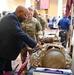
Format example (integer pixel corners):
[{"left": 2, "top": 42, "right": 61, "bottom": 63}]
[{"left": 0, "top": 0, "right": 8, "bottom": 13}]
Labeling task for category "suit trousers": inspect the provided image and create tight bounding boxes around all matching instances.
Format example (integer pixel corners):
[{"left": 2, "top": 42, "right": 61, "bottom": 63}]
[{"left": 0, "top": 57, "right": 12, "bottom": 75}]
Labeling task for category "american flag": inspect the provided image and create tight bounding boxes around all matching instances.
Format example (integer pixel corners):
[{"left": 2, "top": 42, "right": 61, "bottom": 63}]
[
  {"left": 65, "top": 0, "right": 74, "bottom": 17},
  {"left": 40, "top": 0, "right": 50, "bottom": 9}
]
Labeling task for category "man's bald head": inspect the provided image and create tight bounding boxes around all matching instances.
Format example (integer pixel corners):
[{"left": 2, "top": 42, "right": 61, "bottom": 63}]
[
  {"left": 15, "top": 6, "right": 27, "bottom": 13},
  {"left": 15, "top": 5, "right": 29, "bottom": 22}
]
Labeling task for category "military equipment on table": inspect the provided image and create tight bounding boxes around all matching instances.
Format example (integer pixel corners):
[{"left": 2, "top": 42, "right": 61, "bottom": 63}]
[
  {"left": 40, "top": 33, "right": 60, "bottom": 44},
  {"left": 30, "top": 44, "right": 72, "bottom": 69}
]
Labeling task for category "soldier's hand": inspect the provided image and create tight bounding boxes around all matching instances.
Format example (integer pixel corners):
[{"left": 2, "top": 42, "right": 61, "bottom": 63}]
[{"left": 38, "top": 35, "right": 43, "bottom": 39}]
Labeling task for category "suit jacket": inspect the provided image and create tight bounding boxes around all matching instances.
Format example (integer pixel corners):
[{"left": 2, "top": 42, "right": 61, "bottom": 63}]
[{"left": 0, "top": 13, "right": 37, "bottom": 60}]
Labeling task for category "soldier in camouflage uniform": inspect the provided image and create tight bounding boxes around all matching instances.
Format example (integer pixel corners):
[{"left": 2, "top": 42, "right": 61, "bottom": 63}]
[
  {"left": 33, "top": 9, "right": 47, "bottom": 35},
  {"left": 20, "top": 7, "right": 42, "bottom": 74}
]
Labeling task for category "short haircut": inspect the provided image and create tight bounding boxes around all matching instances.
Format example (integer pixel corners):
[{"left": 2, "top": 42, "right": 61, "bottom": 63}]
[
  {"left": 2, "top": 11, "right": 7, "bottom": 15},
  {"left": 28, "top": 7, "right": 34, "bottom": 11}
]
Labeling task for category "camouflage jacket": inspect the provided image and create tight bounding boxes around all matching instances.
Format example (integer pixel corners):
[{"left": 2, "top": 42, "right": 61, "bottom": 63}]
[
  {"left": 36, "top": 15, "right": 47, "bottom": 31},
  {"left": 21, "top": 17, "right": 42, "bottom": 41}
]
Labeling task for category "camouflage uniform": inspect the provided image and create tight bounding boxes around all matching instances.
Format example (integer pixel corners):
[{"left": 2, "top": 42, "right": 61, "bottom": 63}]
[
  {"left": 21, "top": 17, "right": 42, "bottom": 40},
  {"left": 20, "top": 17, "right": 42, "bottom": 73},
  {"left": 36, "top": 15, "right": 47, "bottom": 35}
]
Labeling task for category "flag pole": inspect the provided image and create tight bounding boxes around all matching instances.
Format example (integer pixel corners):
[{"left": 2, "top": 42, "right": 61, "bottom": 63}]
[{"left": 69, "top": 3, "right": 73, "bottom": 53}]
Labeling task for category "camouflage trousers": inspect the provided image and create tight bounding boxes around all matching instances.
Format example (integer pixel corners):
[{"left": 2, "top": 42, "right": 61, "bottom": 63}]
[{"left": 20, "top": 48, "right": 27, "bottom": 73}]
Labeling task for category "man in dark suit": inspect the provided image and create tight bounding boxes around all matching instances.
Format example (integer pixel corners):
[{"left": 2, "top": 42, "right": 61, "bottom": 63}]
[{"left": 0, "top": 6, "right": 42, "bottom": 75}]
